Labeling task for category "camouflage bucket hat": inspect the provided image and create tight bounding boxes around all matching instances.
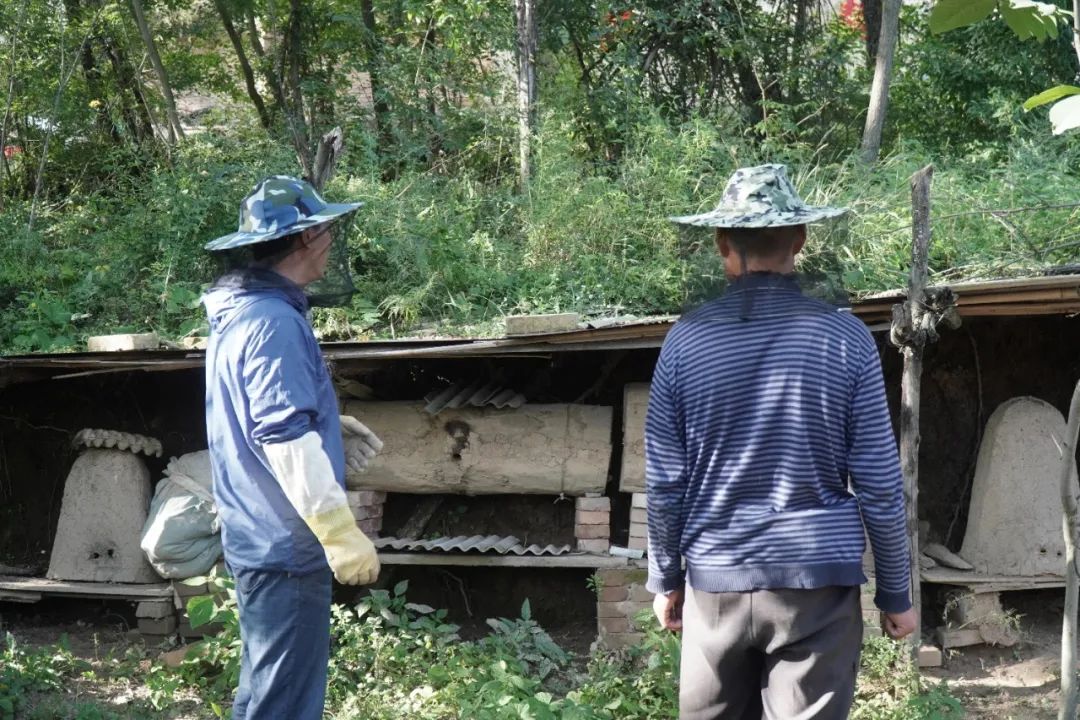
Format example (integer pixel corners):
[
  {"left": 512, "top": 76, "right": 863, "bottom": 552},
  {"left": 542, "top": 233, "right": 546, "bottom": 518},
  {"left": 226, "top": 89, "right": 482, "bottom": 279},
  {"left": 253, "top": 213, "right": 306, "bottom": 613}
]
[
  {"left": 669, "top": 164, "right": 846, "bottom": 228},
  {"left": 204, "top": 175, "right": 363, "bottom": 251}
]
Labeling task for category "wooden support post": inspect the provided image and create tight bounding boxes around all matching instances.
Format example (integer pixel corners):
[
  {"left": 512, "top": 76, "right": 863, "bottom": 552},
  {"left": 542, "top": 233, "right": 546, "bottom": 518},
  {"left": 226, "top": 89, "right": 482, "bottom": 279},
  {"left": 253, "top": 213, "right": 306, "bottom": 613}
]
[
  {"left": 1059, "top": 379, "right": 1080, "bottom": 720},
  {"left": 899, "top": 164, "right": 933, "bottom": 654}
]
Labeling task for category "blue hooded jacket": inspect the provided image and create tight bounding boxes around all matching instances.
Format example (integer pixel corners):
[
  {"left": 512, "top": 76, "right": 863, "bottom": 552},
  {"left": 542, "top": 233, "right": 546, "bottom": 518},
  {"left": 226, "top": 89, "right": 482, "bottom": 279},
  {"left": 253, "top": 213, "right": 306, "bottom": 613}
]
[{"left": 203, "top": 269, "right": 345, "bottom": 574}]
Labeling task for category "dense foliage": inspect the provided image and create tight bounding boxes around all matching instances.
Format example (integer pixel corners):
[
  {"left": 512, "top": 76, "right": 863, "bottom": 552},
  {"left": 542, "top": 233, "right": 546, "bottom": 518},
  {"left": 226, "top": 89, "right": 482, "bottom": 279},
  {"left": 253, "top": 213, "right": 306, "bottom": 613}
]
[
  {"left": 0, "top": 0, "right": 1078, "bottom": 351},
  {"left": 1, "top": 579, "right": 963, "bottom": 719}
]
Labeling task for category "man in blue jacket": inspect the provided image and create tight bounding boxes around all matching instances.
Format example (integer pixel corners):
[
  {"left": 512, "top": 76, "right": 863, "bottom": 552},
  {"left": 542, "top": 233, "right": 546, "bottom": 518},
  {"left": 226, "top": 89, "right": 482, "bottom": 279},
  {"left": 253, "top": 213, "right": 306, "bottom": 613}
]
[
  {"left": 203, "top": 176, "right": 383, "bottom": 719},
  {"left": 647, "top": 165, "right": 917, "bottom": 719}
]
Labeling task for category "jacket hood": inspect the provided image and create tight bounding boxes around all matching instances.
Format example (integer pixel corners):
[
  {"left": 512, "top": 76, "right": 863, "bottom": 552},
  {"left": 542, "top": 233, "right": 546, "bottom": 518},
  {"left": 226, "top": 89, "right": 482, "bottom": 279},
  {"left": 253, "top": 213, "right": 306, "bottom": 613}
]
[{"left": 202, "top": 268, "right": 309, "bottom": 333}]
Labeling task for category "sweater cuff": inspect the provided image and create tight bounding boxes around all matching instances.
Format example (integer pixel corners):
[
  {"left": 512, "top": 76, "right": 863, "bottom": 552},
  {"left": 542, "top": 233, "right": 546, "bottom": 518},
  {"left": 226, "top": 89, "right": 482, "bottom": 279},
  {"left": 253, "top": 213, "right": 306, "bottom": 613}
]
[
  {"left": 874, "top": 588, "right": 912, "bottom": 614},
  {"left": 646, "top": 574, "right": 684, "bottom": 595}
]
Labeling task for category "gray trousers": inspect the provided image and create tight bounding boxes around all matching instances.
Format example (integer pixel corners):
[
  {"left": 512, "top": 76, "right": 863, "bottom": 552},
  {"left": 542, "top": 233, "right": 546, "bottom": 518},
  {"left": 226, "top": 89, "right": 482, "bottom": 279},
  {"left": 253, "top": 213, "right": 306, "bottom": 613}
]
[{"left": 679, "top": 585, "right": 863, "bottom": 720}]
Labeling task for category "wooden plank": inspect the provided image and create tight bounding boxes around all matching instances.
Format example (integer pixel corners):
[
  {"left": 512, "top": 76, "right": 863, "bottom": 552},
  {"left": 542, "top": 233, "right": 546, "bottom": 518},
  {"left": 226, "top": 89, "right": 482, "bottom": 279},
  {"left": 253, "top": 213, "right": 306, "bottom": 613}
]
[
  {"left": 0, "top": 575, "right": 172, "bottom": 599},
  {"left": 377, "top": 552, "right": 637, "bottom": 569},
  {"left": 922, "top": 567, "right": 1065, "bottom": 588},
  {"left": 937, "top": 626, "right": 984, "bottom": 649},
  {"left": 0, "top": 590, "right": 42, "bottom": 603}
]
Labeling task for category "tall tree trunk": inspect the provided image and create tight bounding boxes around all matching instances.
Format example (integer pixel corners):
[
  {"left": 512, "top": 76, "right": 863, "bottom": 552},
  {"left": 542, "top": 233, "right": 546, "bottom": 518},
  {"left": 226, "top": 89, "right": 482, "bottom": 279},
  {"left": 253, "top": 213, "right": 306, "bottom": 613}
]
[
  {"left": 860, "top": 0, "right": 900, "bottom": 163},
  {"left": 514, "top": 0, "right": 537, "bottom": 187},
  {"left": 214, "top": 0, "right": 272, "bottom": 129},
  {"left": 359, "top": 0, "right": 392, "bottom": 157},
  {"left": 282, "top": 0, "right": 314, "bottom": 178},
  {"left": 128, "top": 0, "right": 184, "bottom": 141},
  {"left": 0, "top": 0, "right": 28, "bottom": 207},
  {"left": 104, "top": 38, "right": 155, "bottom": 143},
  {"left": 1059, "top": 379, "right": 1080, "bottom": 720},
  {"left": 863, "top": 0, "right": 883, "bottom": 67}
]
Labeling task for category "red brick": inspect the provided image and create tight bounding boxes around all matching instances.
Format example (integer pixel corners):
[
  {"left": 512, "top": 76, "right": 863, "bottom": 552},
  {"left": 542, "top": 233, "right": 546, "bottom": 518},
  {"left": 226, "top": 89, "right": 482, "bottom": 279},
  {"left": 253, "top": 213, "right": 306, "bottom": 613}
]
[
  {"left": 597, "top": 569, "right": 648, "bottom": 586},
  {"left": 600, "top": 585, "right": 629, "bottom": 602},
  {"left": 575, "top": 524, "right": 610, "bottom": 540},
  {"left": 600, "top": 632, "right": 644, "bottom": 650},
  {"left": 597, "top": 601, "right": 626, "bottom": 618},
  {"left": 578, "top": 539, "right": 610, "bottom": 553},
  {"left": 629, "top": 584, "right": 654, "bottom": 603},
  {"left": 598, "top": 616, "right": 631, "bottom": 634},
  {"left": 576, "top": 497, "right": 611, "bottom": 512},
  {"left": 351, "top": 504, "right": 385, "bottom": 521},
  {"left": 575, "top": 509, "right": 610, "bottom": 525},
  {"left": 346, "top": 490, "right": 387, "bottom": 506}
]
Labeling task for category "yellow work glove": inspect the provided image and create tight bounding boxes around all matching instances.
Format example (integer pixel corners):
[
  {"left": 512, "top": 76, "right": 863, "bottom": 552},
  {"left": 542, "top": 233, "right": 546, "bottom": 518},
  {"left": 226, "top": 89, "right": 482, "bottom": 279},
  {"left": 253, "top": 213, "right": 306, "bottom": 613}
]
[
  {"left": 262, "top": 431, "right": 381, "bottom": 585},
  {"left": 308, "top": 505, "right": 380, "bottom": 585}
]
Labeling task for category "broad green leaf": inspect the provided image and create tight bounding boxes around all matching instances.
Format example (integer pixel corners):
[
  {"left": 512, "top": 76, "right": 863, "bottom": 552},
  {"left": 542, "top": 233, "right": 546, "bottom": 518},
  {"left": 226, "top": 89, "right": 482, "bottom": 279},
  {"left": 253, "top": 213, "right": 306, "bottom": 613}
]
[
  {"left": 1000, "top": 0, "right": 1062, "bottom": 41},
  {"left": 186, "top": 595, "right": 216, "bottom": 628},
  {"left": 1050, "top": 95, "right": 1080, "bottom": 134},
  {"left": 929, "top": 0, "right": 996, "bottom": 33},
  {"left": 393, "top": 579, "right": 409, "bottom": 597},
  {"left": 1024, "top": 84, "right": 1080, "bottom": 110}
]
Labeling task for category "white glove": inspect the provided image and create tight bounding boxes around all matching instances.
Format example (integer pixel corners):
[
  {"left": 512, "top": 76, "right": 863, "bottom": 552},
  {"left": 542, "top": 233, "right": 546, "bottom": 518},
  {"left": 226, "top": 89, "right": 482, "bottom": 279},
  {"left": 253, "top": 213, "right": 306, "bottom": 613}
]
[
  {"left": 340, "top": 415, "right": 383, "bottom": 473},
  {"left": 263, "top": 432, "right": 380, "bottom": 585}
]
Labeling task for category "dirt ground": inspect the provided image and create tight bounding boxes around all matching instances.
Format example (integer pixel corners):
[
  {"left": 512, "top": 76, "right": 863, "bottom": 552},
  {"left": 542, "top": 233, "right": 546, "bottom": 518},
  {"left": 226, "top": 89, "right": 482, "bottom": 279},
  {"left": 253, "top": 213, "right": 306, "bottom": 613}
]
[{"left": 1, "top": 588, "right": 1075, "bottom": 719}]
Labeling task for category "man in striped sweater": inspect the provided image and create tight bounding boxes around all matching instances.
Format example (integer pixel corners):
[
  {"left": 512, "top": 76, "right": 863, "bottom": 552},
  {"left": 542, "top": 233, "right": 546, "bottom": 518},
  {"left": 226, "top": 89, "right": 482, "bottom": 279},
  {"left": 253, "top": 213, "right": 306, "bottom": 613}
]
[{"left": 646, "top": 165, "right": 917, "bottom": 719}]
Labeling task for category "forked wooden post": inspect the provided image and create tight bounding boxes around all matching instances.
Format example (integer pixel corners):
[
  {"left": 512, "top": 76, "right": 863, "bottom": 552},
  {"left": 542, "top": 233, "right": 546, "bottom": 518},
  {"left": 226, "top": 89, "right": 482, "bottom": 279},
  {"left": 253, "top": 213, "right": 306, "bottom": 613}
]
[
  {"left": 899, "top": 164, "right": 933, "bottom": 654},
  {"left": 1058, "top": 380, "right": 1080, "bottom": 720}
]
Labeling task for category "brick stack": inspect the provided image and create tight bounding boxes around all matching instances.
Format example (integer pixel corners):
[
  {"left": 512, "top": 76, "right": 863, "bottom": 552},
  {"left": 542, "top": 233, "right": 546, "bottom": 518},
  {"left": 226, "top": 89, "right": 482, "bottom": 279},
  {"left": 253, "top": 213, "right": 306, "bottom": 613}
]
[
  {"left": 629, "top": 492, "right": 649, "bottom": 552},
  {"left": 347, "top": 490, "right": 387, "bottom": 538},
  {"left": 136, "top": 600, "right": 178, "bottom": 643},
  {"left": 595, "top": 568, "right": 651, "bottom": 649},
  {"left": 575, "top": 495, "right": 611, "bottom": 553}
]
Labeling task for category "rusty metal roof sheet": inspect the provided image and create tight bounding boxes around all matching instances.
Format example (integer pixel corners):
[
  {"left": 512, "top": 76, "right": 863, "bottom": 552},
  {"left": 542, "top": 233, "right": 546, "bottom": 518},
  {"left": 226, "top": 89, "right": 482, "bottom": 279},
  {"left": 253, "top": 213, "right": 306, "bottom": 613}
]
[{"left": 373, "top": 534, "right": 573, "bottom": 556}]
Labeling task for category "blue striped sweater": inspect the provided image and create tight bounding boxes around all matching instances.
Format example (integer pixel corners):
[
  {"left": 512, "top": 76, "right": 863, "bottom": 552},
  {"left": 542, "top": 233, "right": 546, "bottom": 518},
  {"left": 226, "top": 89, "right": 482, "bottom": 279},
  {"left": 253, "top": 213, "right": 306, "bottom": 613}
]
[{"left": 644, "top": 273, "right": 912, "bottom": 613}]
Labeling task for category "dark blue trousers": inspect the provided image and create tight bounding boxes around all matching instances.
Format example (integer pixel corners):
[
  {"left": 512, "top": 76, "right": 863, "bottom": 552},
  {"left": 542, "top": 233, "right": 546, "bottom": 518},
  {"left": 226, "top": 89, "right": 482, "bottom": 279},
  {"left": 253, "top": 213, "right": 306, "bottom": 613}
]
[{"left": 230, "top": 565, "right": 333, "bottom": 720}]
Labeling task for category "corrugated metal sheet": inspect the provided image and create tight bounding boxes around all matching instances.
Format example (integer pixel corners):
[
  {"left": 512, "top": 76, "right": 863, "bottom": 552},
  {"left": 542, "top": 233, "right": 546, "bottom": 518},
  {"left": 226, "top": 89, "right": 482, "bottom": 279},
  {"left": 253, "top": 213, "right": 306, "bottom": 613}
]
[
  {"left": 374, "top": 534, "right": 573, "bottom": 556},
  {"left": 423, "top": 382, "right": 526, "bottom": 415}
]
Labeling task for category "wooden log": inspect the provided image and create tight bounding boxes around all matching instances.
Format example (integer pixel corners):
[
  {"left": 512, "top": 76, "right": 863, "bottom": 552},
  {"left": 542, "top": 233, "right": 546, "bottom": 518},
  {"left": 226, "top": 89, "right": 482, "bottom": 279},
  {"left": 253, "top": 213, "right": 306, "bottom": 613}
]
[
  {"left": 898, "top": 164, "right": 933, "bottom": 654},
  {"left": 342, "top": 401, "right": 612, "bottom": 495}
]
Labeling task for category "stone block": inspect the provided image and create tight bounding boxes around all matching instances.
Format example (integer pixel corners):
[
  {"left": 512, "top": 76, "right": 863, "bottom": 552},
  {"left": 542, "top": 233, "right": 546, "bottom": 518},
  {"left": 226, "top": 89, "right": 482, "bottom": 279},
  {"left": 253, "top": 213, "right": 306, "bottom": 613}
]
[
  {"left": 961, "top": 397, "right": 1077, "bottom": 576},
  {"left": 918, "top": 645, "right": 943, "bottom": 668},
  {"left": 87, "top": 333, "right": 159, "bottom": 352},
  {"left": 343, "top": 401, "right": 612, "bottom": 495},
  {"left": 48, "top": 449, "right": 159, "bottom": 583},
  {"left": 575, "top": 509, "right": 610, "bottom": 525},
  {"left": 578, "top": 539, "right": 610, "bottom": 553},
  {"left": 505, "top": 313, "right": 580, "bottom": 336},
  {"left": 630, "top": 508, "right": 648, "bottom": 525},
  {"left": 136, "top": 601, "right": 174, "bottom": 620},
  {"left": 628, "top": 536, "right": 648, "bottom": 551},
  {"left": 575, "top": 524, "right": 610, "bottom": 540},
  {"left": 629, "top": 523, "right": 648, "bottom": 539},
  {"left": 619, "top": 384, "right": 650, "bottom": 493},
  {"left": 631, "top": 493, "right": 647, "bottom": 509}
]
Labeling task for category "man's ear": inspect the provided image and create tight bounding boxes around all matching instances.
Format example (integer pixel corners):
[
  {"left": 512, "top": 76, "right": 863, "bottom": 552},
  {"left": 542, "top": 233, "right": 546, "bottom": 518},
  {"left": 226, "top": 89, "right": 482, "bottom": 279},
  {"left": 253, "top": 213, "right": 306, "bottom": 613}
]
[
  {"left": 791, "top": 225, "right": 807, "bottom": 255},
  {"left": 715, "top": 229, "right": 732, "bottom": 258}
]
